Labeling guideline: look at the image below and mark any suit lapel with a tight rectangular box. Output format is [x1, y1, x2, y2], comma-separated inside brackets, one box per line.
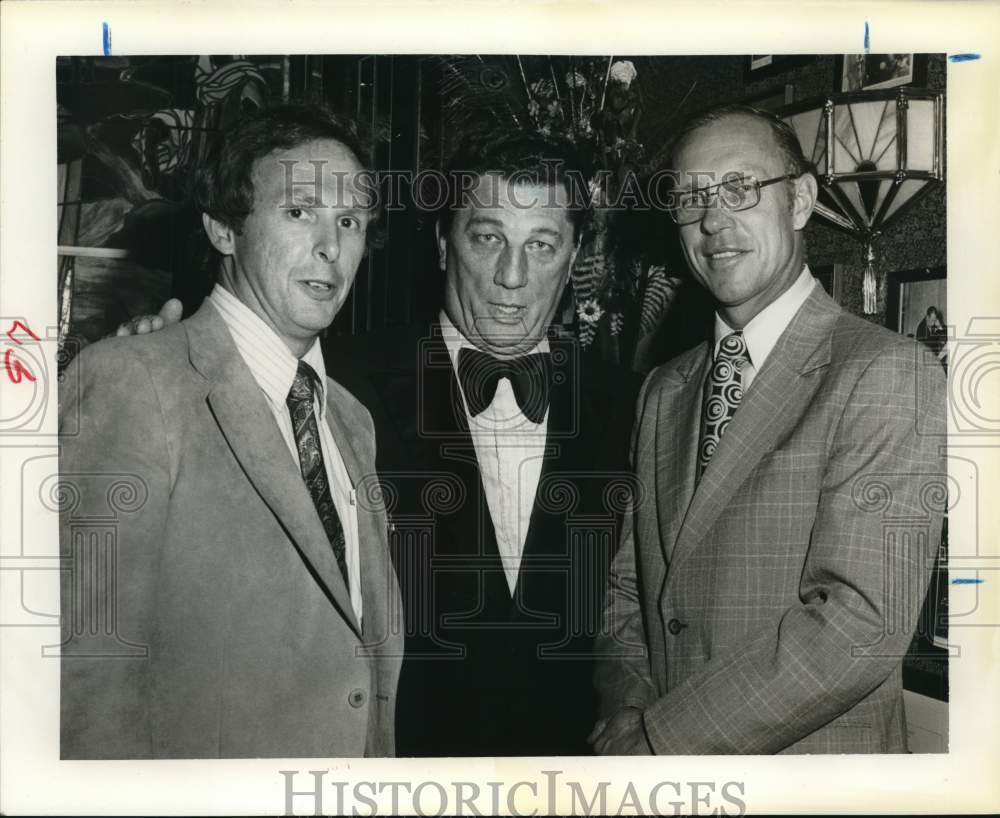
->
[323, 384, 367, 492]
[516, 346, 573, 574]
[378, 327, 473, 467]
[375, 327, 497, 559]
[669, 287, 842, 572]
[322, 381, 383, 643]
[186, 302, 361, 638]
[656, 347, 710, 565]
[518, 338, 596, 560]
[543, 337, 596, 473]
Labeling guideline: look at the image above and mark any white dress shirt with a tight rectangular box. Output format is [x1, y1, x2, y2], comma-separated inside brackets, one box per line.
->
[439, 311, 550, 595]
[713, 265, 817, 392]
[209, 284, 363, 622]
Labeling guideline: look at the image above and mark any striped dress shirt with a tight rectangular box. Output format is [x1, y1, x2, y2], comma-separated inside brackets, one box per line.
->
[209, 284, 363, 622]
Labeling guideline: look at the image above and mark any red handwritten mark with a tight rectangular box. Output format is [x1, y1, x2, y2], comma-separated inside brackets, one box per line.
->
[4, 349, 37, 383]
[4, 320, 41, 383]
[5, 320, 40, 344]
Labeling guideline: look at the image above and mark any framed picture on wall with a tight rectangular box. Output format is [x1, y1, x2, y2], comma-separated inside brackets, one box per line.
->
[838, 53, 927, 91]
[886, 265, 947, 340]
[743, 54, 812, 82]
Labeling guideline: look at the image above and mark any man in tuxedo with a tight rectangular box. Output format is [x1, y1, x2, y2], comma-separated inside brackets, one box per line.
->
[59, 105, 401, 758]
[590, 104, 947, 754]
[326, 132, 638, 756]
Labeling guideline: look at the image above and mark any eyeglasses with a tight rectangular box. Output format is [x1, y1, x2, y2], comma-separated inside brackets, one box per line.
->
[668, 173, 797, 225]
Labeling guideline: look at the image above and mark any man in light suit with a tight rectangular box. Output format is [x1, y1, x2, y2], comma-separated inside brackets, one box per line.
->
[590, 104, 947, 754]
[59, 105, 402, 758]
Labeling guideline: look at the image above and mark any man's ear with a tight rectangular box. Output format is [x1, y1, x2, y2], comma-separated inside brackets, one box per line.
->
[792, 173, 818, 231]
[202, 213, 236, 256]
[435, 219, 448, 271]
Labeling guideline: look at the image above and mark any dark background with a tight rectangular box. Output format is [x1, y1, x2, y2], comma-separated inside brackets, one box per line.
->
[56, 53, 947, 351]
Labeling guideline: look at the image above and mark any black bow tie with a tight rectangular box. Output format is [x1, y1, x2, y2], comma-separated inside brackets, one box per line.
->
[456, 347, 552, 424]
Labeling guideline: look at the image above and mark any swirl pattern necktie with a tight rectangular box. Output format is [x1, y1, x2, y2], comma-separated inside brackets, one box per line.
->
[699, 331, 749, 476]
[286, 361, 349, 587]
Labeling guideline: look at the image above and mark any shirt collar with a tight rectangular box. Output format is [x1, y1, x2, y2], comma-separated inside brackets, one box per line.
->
[209, 284, 328, 417]
[713, 265, 816, 370]
[438, 309, 550, 371]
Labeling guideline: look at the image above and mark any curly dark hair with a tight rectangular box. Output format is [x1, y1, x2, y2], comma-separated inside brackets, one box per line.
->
[194, 104, 374, 236]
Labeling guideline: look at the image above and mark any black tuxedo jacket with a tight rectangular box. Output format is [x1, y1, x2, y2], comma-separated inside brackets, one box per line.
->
[326, 324, 638, 756]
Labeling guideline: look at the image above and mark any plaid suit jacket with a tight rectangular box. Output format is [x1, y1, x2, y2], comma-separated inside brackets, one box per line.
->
[596, 285, 947, 754]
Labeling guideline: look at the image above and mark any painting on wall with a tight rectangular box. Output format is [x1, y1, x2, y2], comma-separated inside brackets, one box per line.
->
[56, 55, 329, 358]
[888, 265, 948, 367]
[839, 53, 926, 91]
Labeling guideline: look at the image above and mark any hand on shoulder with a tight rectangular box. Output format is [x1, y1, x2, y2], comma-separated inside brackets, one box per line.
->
[114, 298, 183, 337]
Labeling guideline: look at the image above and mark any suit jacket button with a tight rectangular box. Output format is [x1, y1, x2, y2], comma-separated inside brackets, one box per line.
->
[667, 618, 687, 636]
[349, 689, 366, 708]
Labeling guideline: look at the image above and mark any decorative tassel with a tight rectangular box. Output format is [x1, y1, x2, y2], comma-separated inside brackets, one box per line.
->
[58, 255, 74, 355]
[862, 242, 877, 315]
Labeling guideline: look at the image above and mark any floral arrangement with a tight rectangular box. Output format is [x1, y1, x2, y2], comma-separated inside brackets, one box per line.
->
[519, 58, 644, 350]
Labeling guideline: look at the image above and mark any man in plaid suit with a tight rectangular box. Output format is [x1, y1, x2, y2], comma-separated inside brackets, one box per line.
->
[590, 104, 947, 754]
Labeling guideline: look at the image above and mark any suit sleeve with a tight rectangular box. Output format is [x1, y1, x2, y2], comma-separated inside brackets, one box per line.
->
[594, 369, 661, 718]
[642, 343, 947, 753]
[60, 341, 172, 759]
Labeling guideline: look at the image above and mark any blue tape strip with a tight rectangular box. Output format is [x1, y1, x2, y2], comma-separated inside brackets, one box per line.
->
[102, 22, 111, 56]
[951, 578, 985, 585]
[949, 53, 981, 62]
[864, 21, 870, 52]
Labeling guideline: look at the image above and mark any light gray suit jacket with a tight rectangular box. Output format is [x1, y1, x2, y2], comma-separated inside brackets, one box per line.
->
[596, 285, 947, 754]
[59, 300, 402, 758]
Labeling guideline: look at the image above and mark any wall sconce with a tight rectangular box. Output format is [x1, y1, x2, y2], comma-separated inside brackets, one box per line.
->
[781, 87, 945, 313]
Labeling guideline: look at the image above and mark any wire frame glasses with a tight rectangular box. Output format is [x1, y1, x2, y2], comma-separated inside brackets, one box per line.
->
[669, 173, 797, 225]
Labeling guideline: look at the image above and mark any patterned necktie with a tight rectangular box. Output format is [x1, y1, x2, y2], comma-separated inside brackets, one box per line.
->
[699, 331, 750, 475]
[286, 360, 349, 588]
[456, 347, 552, 423]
